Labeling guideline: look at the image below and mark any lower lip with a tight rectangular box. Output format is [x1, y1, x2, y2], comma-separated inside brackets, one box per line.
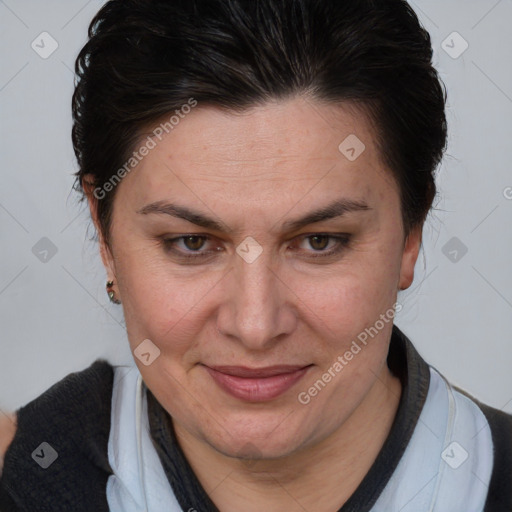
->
[204, 366, 310, 402]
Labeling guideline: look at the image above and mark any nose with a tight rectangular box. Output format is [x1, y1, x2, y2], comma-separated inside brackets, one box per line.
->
[216, 248, 297, 351]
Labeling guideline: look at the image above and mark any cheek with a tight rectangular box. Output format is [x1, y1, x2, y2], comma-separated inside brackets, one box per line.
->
[114, 244, 223, 354]
[114, 215, 402, 357]
[291, 255, 399, 343]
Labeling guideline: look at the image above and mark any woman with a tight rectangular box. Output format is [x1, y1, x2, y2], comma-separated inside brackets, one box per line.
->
[0, 0, 510, 510]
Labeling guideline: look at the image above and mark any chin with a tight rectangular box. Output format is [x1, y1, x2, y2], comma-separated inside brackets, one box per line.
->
[192, 405, 323, 461]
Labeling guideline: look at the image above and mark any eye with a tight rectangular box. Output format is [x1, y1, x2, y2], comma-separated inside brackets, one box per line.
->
[162, 235, 214, 256]
[305, 235, 332, 251]
[178, 235, 207, 251]
[160, 233, 351, 262]
[294, 234, 351, 258]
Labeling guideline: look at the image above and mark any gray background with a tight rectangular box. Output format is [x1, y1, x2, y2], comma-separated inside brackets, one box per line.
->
[1, 0, 511, 415]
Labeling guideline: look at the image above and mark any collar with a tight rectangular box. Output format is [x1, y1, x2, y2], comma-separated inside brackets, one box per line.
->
[145, 324, 431, 512]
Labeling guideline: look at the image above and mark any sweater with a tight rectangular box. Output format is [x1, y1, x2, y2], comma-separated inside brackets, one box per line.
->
[0, 325, 511, 511]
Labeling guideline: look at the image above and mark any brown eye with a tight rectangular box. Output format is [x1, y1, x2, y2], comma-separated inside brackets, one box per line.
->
[161, 235, 221, 261]
[308, 235, 330, 251]
[182, 235, 207, 251]
[295, 234, 352, 259]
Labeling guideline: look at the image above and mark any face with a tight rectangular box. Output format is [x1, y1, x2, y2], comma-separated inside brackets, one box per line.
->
[89, 96, 421, 459]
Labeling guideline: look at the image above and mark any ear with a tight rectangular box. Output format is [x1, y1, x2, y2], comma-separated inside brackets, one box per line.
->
[82, 175, 117, 280]
[398, 224, 423, 291]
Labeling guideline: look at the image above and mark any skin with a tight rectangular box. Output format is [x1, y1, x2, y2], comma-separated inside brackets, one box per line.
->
[0, 413, 16, 475]
[82, 96, 422, 511]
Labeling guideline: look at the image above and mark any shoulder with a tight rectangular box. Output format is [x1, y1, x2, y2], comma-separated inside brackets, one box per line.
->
[474, 399, 512, 511]
[0, 413, 17, 471]
[451, 384, 512, 511]
[0, 359, 115, 512]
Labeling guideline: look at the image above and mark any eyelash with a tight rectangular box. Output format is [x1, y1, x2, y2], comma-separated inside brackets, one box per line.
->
[160, 233, 352, 261]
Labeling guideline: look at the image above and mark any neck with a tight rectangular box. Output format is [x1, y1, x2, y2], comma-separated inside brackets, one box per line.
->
[174, 364, 402, 512]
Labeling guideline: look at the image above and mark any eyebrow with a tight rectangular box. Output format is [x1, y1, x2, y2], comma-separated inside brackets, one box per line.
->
[136, 198, 371, 233]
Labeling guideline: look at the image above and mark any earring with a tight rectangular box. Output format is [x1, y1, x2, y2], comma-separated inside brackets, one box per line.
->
[106, 280, 121, 304]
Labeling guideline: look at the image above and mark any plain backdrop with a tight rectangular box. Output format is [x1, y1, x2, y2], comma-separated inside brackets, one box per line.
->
[1, 0, 511, 415]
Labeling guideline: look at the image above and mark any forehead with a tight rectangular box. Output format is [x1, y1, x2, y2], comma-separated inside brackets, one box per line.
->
[119, 96, 396, 208]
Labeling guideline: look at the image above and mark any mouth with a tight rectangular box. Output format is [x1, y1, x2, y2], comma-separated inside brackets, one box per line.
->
[202, 364, 313, 402]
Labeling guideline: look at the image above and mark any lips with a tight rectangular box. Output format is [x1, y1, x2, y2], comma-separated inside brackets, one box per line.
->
[203, 364, 312, 402]
[209, 365, 307, 378]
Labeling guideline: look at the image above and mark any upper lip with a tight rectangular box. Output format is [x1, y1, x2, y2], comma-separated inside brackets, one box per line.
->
[205, 365, 311, 378]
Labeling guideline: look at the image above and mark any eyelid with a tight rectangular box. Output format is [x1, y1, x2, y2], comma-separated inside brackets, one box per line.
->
[292, 233, 351, 258]
[160, 233, 352, 260]
[161, 234, 219, 256]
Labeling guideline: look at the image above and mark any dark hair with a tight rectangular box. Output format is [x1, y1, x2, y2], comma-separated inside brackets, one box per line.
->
[72, 0, 447, 247]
